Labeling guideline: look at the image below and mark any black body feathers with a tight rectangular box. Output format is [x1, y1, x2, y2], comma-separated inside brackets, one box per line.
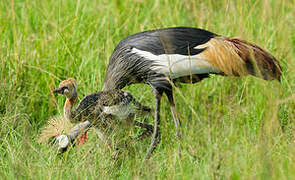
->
[103, 27, 217, 91]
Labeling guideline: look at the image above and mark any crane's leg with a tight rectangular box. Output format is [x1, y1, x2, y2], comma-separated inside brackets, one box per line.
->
[125, 115, 153, 141]
[145, 88, 162, 159]
[165, 90, 182, 137]
[134, 121, 153, 140]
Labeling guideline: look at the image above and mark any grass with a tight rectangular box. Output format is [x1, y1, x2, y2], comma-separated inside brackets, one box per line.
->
[1, 0, 295, 179]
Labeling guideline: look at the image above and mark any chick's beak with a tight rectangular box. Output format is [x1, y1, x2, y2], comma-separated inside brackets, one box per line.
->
[53, 87, 63, 94]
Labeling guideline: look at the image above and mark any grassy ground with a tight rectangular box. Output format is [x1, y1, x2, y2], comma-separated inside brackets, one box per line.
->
[1, 0, 295, 179]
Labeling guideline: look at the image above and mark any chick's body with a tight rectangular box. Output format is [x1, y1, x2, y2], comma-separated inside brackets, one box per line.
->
[72, 89, 151, 131]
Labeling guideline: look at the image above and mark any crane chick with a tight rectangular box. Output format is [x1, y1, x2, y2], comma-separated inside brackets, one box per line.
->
[53, 78, 153, 152]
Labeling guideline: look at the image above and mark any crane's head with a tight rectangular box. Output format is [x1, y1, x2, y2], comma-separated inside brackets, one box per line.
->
[53, 78, 77, 99]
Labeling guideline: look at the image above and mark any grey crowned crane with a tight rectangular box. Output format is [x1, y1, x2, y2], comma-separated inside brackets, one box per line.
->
[102, 27, 282, 158]
[54, 121, 91, 153]
[53, 78, 153, 152]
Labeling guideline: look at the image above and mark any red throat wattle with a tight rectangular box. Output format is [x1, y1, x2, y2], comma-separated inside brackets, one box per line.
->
[77, 132, 88, 146]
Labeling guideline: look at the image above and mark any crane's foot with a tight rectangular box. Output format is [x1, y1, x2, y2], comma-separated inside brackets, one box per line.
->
[176, 129, 183, 139]
[144, 131, 160, 160]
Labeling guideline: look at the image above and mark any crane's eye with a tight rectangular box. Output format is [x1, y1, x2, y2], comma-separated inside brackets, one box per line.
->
[61, 86, 69, 94]
[61, 86, 68, 90]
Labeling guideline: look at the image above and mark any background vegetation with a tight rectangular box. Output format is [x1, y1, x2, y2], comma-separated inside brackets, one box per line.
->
[1, 0, 295, 179]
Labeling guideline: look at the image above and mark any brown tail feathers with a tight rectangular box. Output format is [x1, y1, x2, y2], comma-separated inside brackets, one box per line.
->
[200, 36, 282, 81]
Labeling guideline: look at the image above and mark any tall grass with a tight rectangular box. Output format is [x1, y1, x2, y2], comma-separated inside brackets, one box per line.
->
[1, 0, 295, 179]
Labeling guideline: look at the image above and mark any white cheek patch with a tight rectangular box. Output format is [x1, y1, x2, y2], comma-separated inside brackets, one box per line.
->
[64, 89, 69, 94]
[56, 134, 69, 149]
[131, 48, 220, 78]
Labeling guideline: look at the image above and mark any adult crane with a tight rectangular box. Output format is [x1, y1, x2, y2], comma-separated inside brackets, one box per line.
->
[102, 27, 282, 158]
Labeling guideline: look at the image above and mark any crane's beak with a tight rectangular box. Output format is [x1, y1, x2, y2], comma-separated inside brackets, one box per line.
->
[53, 87, 63, 94]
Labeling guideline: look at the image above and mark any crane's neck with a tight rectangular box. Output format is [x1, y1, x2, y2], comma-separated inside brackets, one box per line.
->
[64, 93, 77, 121]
